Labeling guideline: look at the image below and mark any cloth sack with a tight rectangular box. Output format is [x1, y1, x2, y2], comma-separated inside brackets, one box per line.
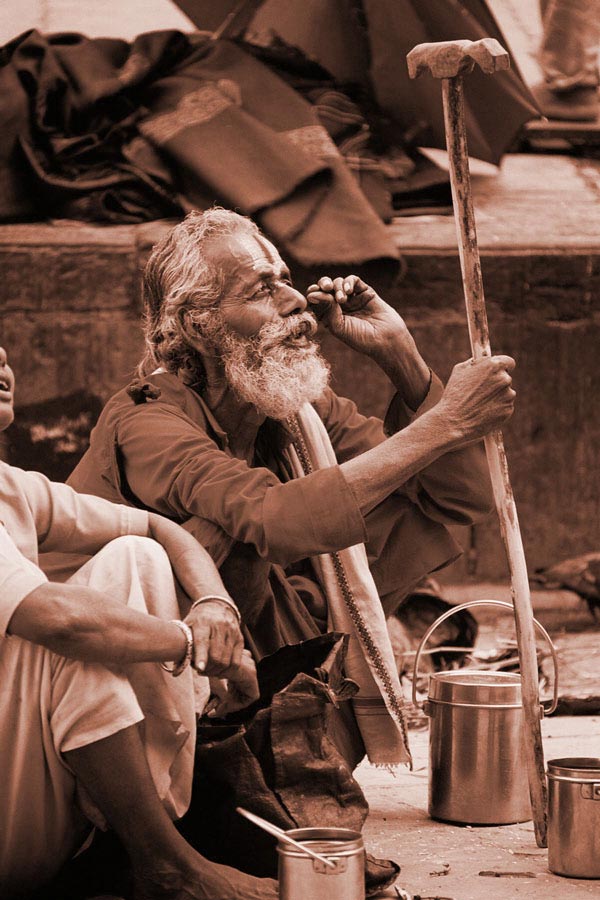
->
[178, 633, 369, 877]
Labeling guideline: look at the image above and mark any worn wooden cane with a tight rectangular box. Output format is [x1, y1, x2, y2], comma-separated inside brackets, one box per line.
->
[407, 38, 548, 847]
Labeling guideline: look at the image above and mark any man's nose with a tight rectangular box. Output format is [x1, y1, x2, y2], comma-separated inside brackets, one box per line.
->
[0, 347, 7, 367]
[274, 283, 307, 316]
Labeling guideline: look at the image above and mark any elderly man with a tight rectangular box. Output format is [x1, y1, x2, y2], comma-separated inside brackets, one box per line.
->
[0, 343, 276, 900]
[69, 207, 515, 769]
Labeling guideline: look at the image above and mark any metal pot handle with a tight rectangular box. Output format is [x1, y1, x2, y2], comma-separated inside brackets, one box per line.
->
[410, 598, 559, 716]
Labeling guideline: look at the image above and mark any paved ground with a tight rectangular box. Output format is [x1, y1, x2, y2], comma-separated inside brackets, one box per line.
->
[357, 584, 600, 899]
[357, 714, 600, 900]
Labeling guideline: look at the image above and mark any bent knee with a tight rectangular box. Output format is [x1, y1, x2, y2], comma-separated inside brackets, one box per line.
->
[98, 534, 172, 575]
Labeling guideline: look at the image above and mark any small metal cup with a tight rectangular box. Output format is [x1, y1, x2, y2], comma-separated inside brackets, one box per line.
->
[277, 827, 365, 900]
[548, 758, 600, 878]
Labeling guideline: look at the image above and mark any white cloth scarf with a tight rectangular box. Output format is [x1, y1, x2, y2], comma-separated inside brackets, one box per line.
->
[284, 403, 412, 767]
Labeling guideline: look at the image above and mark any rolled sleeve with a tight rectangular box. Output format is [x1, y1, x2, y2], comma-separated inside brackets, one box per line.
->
[385, 373, 494, 524]
[262, 465, 367, 566]
[0, 527, 48, 635]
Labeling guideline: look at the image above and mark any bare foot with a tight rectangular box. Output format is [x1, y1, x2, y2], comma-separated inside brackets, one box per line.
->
[132, 851, 278, 900]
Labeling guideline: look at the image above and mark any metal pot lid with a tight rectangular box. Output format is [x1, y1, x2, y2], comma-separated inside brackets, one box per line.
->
[428, 669, 522, 705]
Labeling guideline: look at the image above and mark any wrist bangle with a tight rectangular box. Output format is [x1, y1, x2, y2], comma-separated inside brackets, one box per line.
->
[190, 594, 242, 626]
[161, 620, 193, 677]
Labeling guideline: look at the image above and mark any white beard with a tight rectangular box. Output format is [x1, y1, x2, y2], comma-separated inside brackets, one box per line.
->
[202, 312, 331, 420]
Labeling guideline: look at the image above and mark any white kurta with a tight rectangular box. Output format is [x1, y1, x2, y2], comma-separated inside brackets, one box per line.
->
[0, 463, 198, 895]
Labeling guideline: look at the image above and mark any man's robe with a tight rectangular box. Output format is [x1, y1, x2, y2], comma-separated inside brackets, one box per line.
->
[67, 371, 492, 651]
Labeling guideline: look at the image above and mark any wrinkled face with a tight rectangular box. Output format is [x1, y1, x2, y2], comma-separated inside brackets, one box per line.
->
[196, 232, 330, 419]
[0, 345, 15, 432]
[206, 232, 312, 341]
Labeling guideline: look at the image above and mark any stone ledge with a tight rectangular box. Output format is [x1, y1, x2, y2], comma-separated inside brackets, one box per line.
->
[1, 155, 599, 320]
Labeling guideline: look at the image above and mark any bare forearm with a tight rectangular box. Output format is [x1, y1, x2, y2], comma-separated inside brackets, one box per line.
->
[341, 406, 459, 515]
[8, 582, 187, 664]
[370, 333, 432, 411]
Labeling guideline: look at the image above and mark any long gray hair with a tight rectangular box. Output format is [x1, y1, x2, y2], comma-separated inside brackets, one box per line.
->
[138, 207, 260, 381]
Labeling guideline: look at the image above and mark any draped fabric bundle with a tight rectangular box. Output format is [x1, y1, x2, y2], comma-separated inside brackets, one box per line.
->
[0, 2, 537, 267]
[178, 0, 538, 166]
[285, 404, 411, 767]
[0, 29, 398, 269]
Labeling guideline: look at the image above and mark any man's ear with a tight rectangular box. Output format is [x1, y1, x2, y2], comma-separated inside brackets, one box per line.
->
[176, 308, 211, 356]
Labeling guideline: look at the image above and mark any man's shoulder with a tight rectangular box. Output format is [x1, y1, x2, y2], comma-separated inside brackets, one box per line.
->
[0, 461, 24, 499]
[99, 372, 211, 430]
[0, 460, 59, 507]
[0, 459, 42, 488]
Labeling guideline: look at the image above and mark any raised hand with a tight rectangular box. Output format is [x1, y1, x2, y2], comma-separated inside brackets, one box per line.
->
[306, 274, 431, 407]
[306, 275, 409, 357]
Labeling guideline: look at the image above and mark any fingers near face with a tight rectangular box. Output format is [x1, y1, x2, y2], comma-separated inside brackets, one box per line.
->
[306, 275, 358, 300]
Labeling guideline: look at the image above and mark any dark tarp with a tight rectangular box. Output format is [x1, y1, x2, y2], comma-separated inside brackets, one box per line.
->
[363, 0, 538, 165]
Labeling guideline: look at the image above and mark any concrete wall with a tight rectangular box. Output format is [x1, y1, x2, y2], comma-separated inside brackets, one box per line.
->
[1, 221, 598, 584]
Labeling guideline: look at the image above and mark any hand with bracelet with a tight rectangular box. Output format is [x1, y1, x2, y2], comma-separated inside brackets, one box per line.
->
[147, 513, 259, 713]
[185, 596, 259, 716]
[161, 594, 259, 716]
[185, 594, 244, 676]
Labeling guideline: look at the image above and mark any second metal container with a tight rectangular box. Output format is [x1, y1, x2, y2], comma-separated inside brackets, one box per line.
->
[412, 599, 558, 826]
[425, 669, 531, 824]
[548, 758, 600, 878]
[277, 828, 365, 900]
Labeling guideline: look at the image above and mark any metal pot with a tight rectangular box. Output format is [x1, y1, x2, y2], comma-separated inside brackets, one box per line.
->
[548, 758, 600, 878]
[412, 599, 558, 825]
[277, 827, 365, 900]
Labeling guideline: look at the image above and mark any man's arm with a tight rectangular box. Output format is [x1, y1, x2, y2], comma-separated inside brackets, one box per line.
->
[7, 580, 190, 665]
[146, 512, 244, 675]
[307, 276, 515, 516]
[82, 357, 511, 568]
[7, 532, 257, 714]
[319, 372, 494, 525]
[6, 467, 257, 709]
[340, 355, 514, 515]
[23, 468, 244, 672]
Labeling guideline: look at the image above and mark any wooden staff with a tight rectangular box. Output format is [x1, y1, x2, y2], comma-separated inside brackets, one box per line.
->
[407, 38, 547, 847]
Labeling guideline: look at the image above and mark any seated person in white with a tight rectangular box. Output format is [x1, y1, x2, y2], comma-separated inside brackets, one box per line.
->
[0, 343, 277, 900]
